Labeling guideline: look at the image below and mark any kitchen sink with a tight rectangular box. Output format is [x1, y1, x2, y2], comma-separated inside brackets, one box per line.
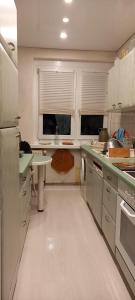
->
[124, 170, 135, 179]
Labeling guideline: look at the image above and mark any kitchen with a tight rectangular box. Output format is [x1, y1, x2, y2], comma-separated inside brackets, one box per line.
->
[0, 0, 135, 299]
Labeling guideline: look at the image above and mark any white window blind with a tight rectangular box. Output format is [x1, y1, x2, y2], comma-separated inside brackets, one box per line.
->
[38, 70, 75, 115]
[80, 71, 107, 115]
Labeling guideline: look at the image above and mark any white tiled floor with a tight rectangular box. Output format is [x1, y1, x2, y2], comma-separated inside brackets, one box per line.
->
[13, 186, 132, 300]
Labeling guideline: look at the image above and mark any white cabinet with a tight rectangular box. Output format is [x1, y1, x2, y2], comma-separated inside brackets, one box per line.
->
[0, 43, 18, 128]
[107, 62, 120, 111]
[0, 0, 17, 64]
[119, 49, 135, 107]
[92, 169, 103, 227]
[86, 159, 94, 209]
[86, 157, 103, 228]
[19, 169, 31, 253]
[102, 167, 118, 253]
[106, 49, 135, 110]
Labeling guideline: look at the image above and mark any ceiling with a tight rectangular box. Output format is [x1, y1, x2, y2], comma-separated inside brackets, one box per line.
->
[15, 0, 135, 51]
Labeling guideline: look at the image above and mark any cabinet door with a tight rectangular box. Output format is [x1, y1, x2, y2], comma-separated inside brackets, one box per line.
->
[0, 0, 17, 64]
[92, 170, 103, 228]
[103, 180, 117, 221]
[0, 43, 18, 128]
[86, 164, 94, 210]
[107, 67, 115, 110]
[119, 49, 135, 108]
[107, 63, 120, 111]
[0, 128, 20, 300]
[102, 205, 116, 253]
[20, 169, 31, 253]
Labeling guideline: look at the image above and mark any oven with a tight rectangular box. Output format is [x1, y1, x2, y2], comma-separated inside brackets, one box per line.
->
[116, 193, 135, 279]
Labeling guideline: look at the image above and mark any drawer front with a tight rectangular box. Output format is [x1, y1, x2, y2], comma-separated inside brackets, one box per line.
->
[103, 180, 117, 220]
[102, 205, 116, 253]
[103, 167, 118, 189]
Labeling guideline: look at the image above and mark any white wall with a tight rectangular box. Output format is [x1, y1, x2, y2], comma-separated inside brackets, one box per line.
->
[108, 111, 135, 139]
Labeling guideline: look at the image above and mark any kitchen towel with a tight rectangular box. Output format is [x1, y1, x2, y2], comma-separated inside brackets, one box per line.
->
[115, 128, 125, 142]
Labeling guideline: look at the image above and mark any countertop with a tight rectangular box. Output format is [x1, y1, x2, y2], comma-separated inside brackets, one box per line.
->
[81, 145, 135, 189]
[32, 154, 52, 165]
[19, 154, 33, 176]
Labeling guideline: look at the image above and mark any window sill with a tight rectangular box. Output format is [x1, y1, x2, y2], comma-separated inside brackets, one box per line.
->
[31, 142, 80, 150]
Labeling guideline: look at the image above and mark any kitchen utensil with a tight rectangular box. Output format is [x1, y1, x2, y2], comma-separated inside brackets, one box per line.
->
[98, 128, 109, 142]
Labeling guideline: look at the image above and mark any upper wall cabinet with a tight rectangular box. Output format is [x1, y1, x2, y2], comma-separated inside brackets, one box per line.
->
[106, 62, 120, 111]
[0, 0, 17, 65]
[106, 49, 135, 111]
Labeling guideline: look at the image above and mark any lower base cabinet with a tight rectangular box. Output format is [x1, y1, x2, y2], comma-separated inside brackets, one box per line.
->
[102, 178, 117, 253]
[102, 205, 116, 253]
[83, 150, 135, 296]
[86, 158, 103, 228]
[19, 168, 31, 253]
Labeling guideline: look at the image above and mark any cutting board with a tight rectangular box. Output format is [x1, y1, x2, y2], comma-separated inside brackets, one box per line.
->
[108, 148, 130, 157]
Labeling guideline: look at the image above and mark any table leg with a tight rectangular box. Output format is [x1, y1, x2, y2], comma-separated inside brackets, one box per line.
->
[38, 165, 44, 212]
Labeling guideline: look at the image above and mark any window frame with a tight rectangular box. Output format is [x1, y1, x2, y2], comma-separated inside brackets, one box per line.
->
[38, 114, 76, 140]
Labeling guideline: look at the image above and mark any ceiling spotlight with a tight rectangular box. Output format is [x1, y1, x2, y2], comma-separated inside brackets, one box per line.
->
[60, 32, 68, 39]
[64, 0, 73, 4]
[63, 17, 69, 23]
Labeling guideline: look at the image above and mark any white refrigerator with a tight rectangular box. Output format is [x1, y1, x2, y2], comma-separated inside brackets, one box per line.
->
[0, 41, 20, 300]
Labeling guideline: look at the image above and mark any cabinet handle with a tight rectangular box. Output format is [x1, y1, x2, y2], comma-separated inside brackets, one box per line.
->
[112, 104, 116, 110]
[105, 215, 110, 223]
[23, 191, 27, 196]
[22, 220, 27, 227]
[16, 133, 20, 137]
[107, 175, 112, 181]
[15, 116, 21, 120]
[125, 190, 131, 197]
[106, 188, 111, 193]
[8, 42, 15, 51]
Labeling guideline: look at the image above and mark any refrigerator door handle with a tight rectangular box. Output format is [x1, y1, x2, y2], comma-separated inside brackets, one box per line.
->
[15, 116, 21, 120]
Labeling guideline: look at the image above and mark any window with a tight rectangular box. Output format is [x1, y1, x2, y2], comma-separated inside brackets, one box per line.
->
[81, 115, 103, 135]
[43, 114, 71, 135]
[36, 60, 109, 140]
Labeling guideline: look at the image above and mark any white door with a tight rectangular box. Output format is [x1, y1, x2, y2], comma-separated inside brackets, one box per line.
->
[0, 43, 18, 128]
[0, 127, 20, 300]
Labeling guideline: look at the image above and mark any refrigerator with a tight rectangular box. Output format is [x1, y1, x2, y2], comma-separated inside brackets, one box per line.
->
[0, 41, 20, 299]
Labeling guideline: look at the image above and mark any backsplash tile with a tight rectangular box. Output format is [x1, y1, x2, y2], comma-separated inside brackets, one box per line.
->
[108, 111, 135, 138]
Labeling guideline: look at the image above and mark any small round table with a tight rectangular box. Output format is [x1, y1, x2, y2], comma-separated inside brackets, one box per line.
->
[32, 155, 52, 212]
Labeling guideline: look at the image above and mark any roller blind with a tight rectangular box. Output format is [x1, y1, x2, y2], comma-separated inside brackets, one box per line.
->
[80, 71, 107, 115]
[38, 70, 75, 115]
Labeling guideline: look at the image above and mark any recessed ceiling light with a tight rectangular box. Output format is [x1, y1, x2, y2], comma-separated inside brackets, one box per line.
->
[60, 32, 68, 39]
[64, 0, 73, 4]
[63, 17, 69, 23]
